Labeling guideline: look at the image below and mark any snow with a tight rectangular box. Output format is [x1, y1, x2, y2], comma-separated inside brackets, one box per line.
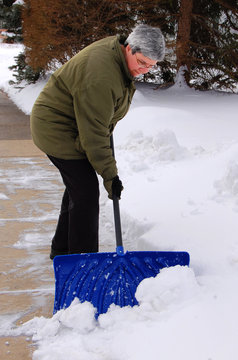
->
[0, 43, 47, 114]
[0, 192, 9, 199]
[13, 0, 25, 4]
[1, 43, 238, 360]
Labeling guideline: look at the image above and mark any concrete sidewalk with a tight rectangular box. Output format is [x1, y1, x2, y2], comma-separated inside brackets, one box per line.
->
[0, 91, 58, 359]
[0, 91, 31, 141]
[0, 90, 43, 158]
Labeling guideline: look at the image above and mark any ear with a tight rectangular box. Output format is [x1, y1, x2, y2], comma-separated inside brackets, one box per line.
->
[126, 44, 131, 53]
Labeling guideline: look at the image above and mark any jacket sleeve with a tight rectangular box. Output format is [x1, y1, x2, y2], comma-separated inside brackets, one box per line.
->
[73, 80, 118, 182]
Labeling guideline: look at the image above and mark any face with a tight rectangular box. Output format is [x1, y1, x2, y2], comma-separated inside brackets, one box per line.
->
[124, 45, 158, 77]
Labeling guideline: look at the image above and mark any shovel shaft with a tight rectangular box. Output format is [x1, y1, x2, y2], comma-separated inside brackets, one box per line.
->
[112, 195, 123, 248]
[110, 135, 124, 252]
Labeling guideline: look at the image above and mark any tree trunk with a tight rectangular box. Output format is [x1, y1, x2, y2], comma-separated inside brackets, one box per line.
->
[176, 0, 193, 84]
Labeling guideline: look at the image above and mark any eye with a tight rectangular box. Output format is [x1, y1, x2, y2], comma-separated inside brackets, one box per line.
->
[138, 60, 146, 66]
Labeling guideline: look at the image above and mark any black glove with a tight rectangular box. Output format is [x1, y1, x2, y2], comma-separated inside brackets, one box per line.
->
[112, 175, 124, 199]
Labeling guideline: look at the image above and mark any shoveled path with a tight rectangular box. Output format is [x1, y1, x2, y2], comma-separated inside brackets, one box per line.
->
[0, 90, 31, 140]
[0, 91, 56, 360]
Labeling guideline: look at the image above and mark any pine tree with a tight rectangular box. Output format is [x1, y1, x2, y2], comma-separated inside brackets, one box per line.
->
[190, 0, 238, 91]
[0, 0, 23, 43]
[8, 52, 43, 85]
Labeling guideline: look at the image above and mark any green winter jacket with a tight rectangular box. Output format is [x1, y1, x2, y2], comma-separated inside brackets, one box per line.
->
[30, 35, 135, 189]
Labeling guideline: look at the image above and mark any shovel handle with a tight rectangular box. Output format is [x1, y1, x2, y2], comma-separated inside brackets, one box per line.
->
[110, 135, 124, 254]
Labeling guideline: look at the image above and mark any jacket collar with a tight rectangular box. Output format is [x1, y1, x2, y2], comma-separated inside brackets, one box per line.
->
[114, 35, 134, 84]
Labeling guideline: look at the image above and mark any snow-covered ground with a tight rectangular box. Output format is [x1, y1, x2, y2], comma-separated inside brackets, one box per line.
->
[1, 43, 238, 360]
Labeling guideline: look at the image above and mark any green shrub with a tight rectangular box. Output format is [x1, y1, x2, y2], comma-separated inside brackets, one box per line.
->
[9, 52, 44, 86]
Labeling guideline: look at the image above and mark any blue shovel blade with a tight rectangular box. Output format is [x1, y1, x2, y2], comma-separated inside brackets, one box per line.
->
[53, 250, 190, 317]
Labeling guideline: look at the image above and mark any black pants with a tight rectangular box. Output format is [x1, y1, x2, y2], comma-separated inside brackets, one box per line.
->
[48, 155, 99, 254]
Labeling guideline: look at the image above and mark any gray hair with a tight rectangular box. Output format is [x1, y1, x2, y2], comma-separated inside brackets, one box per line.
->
[125, 24, 165, 61]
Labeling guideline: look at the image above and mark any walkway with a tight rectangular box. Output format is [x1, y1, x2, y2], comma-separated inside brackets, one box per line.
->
[0, 91, 57, 359]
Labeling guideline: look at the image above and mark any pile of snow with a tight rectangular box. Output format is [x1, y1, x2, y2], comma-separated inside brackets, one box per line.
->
[120, 129, 190, 164]
[1, 44, 238, 360]
[2, 266, 238, 360]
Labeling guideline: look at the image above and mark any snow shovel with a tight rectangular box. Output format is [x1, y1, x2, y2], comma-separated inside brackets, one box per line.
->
[53, 136, 190, 317]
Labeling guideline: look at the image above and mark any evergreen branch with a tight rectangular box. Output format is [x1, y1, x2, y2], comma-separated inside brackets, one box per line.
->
[214, 0, 238, 14]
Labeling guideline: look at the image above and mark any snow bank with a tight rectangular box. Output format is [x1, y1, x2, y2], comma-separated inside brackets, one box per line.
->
[7, 80, 47, 115]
